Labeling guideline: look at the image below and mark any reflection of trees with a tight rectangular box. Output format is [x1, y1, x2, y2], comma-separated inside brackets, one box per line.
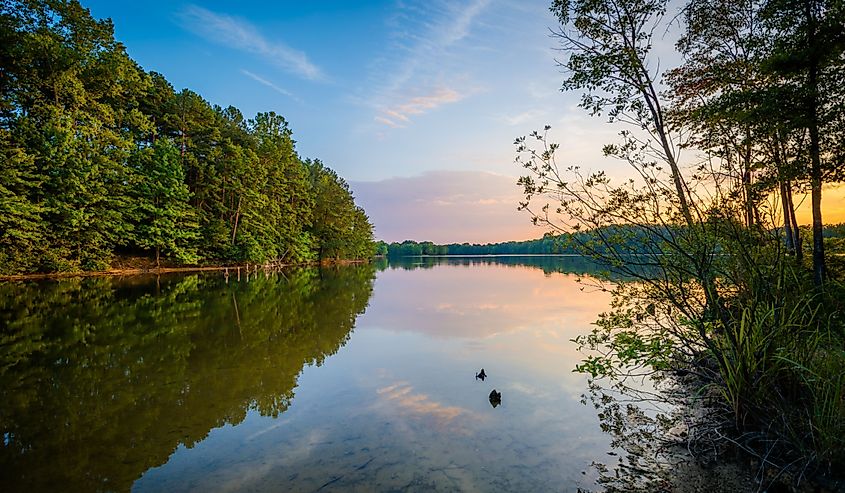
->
[0, 265, 375, 493]
[576, 380, 757, 493]
[386, 255, 661, 281]
[386, 255, 608, 277]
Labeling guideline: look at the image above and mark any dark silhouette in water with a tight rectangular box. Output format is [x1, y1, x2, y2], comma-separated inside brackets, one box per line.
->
[489, 389, 502, 408]
[476, 368, 487, 381]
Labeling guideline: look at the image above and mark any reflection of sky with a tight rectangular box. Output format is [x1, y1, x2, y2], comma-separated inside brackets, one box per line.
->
[135, 262, 613, 492]
[361, 264, 609, 338]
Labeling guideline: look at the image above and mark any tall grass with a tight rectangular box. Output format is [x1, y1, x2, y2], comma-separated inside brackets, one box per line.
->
[711, 281, 845, 475]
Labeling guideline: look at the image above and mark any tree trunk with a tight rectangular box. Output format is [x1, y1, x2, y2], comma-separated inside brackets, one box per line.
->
[806, 0, 825, 286]
[743, 134, 754, 228]
[810, 160, 825, 285]
[786, 184, 803, 261]
[743, 167, 754, 228]
[231, 196, 242, 245]
[780, 181, 796, 254]
[180, 128, 186, 158]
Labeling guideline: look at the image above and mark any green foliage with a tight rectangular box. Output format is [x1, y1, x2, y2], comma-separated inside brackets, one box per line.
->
[383, 228, 677, 259]
[374, 240, 389, 256]
[551, 0, 668, 122]
[0, 0, 374, 274]
[130, 140, 199, 265]
[306, 159, 375, 260]
[0, 132, 45, 273]
[384, 234, 568, 257]
[712, 294, 845, 470]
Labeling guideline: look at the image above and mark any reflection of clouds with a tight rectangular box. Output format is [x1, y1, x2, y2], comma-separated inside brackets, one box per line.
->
[200, 426, 330, 493]
[376, 380, 466, 426]
[244, 419, 288, 441]
[361, 264, 611, 341]
[357, 262, 613, 385]
[507, 381, 548, 399]
[216, 461, 277, 493]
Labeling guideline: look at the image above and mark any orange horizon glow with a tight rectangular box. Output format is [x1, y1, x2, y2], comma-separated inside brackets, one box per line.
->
[361, 171, 844, 245]
[793, 185, 845, 226]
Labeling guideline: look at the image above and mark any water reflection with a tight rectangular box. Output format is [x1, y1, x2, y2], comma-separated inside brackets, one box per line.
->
[1, 257, 620, 492]
[382, 254, 608, 277]
[0, 266, 374, 492]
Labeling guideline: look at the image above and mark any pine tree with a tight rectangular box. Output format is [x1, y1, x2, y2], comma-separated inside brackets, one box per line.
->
[131, 140, 199, 266]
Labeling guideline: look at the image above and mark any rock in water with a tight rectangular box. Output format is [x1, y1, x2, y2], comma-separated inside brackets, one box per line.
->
[489, 389, 502, 408]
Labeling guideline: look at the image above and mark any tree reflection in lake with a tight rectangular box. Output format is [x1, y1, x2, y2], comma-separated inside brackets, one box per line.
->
[0, 265, 375, 493]
[382, 254, 609, 277]
[575, 379, 758, 493]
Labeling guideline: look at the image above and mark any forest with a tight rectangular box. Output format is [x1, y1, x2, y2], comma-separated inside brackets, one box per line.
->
[0, 1, 375, 275]
[515, 0, 845, 486]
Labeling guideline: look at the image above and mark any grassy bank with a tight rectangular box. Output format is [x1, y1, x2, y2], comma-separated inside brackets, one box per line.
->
[567, 232, 845, 490]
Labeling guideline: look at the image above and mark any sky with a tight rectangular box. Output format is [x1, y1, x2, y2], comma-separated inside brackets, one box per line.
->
[82, 0, 842, 243]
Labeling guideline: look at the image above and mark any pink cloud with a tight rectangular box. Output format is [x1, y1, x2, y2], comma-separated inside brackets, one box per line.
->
[376, 88, 464, 127]
[350, 170, 545, 243]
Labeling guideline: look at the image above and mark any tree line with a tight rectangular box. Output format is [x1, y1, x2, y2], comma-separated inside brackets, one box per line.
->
[380, 225, 845, 258]
[376, 235, 564, 259]
[0, 1, 374, 275]
[517, 0, 844, 485]
[380, 233, 607, 256]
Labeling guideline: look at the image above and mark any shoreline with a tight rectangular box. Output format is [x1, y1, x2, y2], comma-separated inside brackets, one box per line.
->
[0, 259, 370, 282]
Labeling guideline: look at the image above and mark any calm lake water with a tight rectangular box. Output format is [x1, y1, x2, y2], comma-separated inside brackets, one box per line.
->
[1, 256, 620, 492]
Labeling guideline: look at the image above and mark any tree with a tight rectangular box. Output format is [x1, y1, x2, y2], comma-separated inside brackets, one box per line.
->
[1, 0, 150, 270]
[514, 0, 845, 478]
[130, 140, 199, 266]
[526, 0, 725, 331]
[374, 241, 389, 256]
[667, 0, 810, 258]
[306, 159, 374, 260]
[247, 112, 313, 262]
[0, 132, 45, 273]
[758, 0, 845, 286]
[550, 0, 694, 224]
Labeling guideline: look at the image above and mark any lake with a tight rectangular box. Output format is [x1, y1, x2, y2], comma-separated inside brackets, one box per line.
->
[1, 256, 620, 492]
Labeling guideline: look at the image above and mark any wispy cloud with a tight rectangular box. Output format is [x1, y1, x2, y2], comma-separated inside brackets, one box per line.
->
[376, 87, 464, 127]
[240, 69, 301, 102]
[500, 109, 548, 126]
[364, 0, 492, 128]
[439, 0, 491, 45]
[178, 5, 323, 81]
[374, 116, 403, 128]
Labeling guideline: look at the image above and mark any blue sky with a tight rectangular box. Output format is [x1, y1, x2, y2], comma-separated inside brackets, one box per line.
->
[84, 0, 620, 243]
